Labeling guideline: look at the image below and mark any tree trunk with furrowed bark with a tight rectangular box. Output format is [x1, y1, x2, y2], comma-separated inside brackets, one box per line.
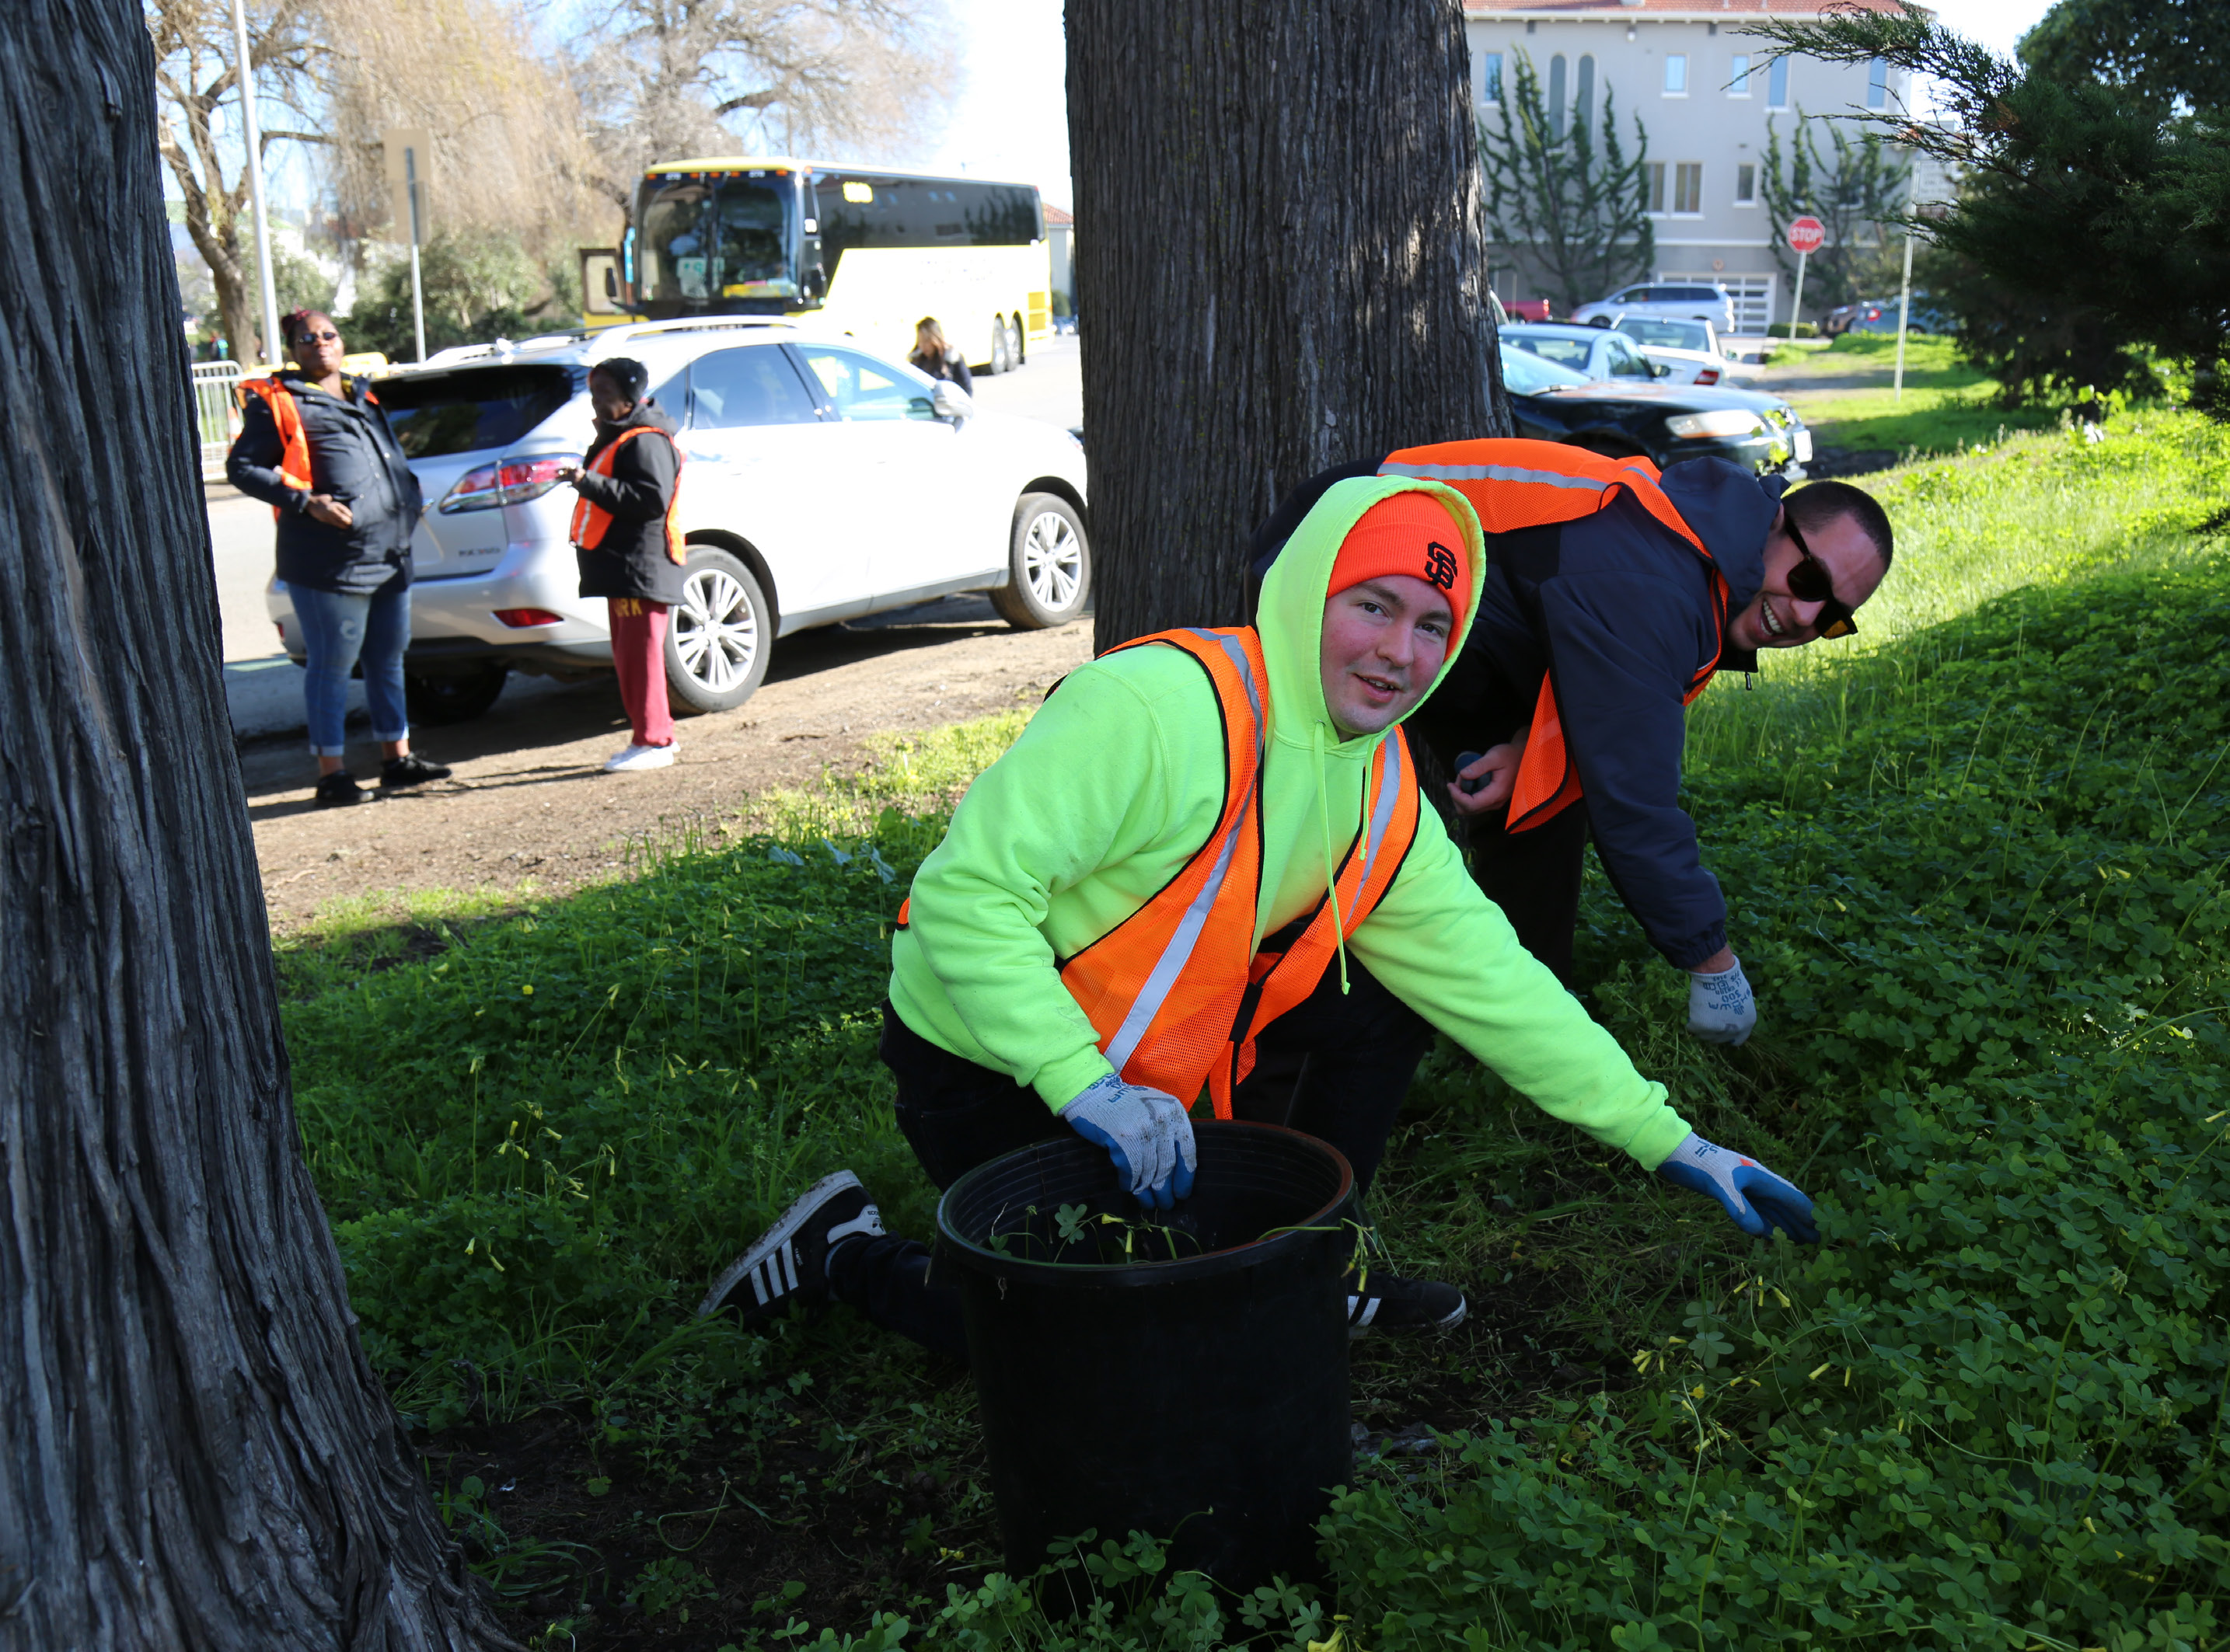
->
[1066, 0, 1509, 647]
[0, 5, 512, 1646]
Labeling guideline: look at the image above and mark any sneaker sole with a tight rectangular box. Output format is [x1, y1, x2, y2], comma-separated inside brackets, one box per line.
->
[697, 1169, 863, 1319]
[1348, 1293, 1468, 1340]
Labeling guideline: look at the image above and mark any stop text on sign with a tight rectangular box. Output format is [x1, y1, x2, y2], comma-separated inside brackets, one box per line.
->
[1786, 216, 1826, 256]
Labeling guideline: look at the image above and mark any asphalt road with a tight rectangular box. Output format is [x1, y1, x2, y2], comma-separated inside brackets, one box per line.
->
[211, 333, 1086, 746]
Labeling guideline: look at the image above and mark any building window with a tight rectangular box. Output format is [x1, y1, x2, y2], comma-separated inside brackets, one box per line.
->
[1576, 54, 1595, 131]
[1478, 50, 1503, 105]
[1549, 54, 1567, 135]
[1735, 162, 1757, 205]
[1768, 55, 1789, 108]
[1867, 57, 1890, 109]
[1643, 162, 1666, 214]
[1673, 162, 1703, 214]
[1729, 54, 1751, 96]
[1664, 54, 1688, 96]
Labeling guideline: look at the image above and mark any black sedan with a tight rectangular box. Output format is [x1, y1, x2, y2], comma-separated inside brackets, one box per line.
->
[1500, 343, 1810, 478]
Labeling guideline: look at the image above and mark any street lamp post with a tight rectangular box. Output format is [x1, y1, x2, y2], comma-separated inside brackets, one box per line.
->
[229, 0, 284, 366]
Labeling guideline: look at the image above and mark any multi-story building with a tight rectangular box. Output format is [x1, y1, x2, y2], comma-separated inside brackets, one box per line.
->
[1464, 0, 1912, 329]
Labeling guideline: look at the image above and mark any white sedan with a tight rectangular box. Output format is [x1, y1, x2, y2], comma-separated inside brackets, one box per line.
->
[267, 318, 1091, 723]
[1611, 316, 1747, 387]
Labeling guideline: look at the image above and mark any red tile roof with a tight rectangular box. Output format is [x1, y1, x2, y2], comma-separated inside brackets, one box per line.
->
[1043, 204, 1074, 227]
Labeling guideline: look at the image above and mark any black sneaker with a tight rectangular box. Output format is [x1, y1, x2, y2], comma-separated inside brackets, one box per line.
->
[696, 1170, 885, 1326]
[1346, 1271, 1467, 1339]
[314, 771, 365, 807]
[381, 754, 452, 788]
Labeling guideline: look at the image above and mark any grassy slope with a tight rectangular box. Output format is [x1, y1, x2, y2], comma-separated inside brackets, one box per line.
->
[279, 420, 2230, 1649]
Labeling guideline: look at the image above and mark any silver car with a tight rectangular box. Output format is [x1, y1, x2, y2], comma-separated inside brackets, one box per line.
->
[1569, 281, 1739, 336]
[267, 318, 1092, 723]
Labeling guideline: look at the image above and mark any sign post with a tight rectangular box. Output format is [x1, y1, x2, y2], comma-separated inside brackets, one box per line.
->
[1785, 215, 1824, 337]
[1893, 232, 1916, 400]
[383, 129, 433, 363]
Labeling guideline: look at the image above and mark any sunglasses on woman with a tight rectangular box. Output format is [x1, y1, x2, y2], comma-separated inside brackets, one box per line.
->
[1782, 516, 1857, 640]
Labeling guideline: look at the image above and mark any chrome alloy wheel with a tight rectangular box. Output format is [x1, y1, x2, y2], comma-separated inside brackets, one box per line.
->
[1020, 507, 1083, 612]
[673, 566, 759, 693]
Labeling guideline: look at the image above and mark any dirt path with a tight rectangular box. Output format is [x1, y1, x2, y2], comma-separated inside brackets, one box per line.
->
[243, 596, 1091, 929]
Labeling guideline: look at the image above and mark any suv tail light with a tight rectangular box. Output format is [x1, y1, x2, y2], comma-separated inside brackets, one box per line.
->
[1695, 368, 1720, 385]
[493, 608, 567, 629]
[438, 455, 580, 514]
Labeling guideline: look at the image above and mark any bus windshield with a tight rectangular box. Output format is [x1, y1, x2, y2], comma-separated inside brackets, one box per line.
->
[636, 173, 797, 309]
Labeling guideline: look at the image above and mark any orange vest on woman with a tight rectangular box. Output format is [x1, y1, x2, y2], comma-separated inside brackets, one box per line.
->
[1377, 438, 1726, 832]
[237, 378, 313, 520]
[899, 626, 1422, 1115]
[570, 427, 685, 564]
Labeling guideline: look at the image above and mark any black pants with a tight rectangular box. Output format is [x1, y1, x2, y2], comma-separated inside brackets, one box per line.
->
[830, 958, 1433, 1360]
[1408, 659, 1592, 987]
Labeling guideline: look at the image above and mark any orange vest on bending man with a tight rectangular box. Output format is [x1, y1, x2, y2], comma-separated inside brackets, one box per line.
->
[900, 625, 1425, 1118]
[1376, 438, 1728, 831]
[570, 426, 686, 564]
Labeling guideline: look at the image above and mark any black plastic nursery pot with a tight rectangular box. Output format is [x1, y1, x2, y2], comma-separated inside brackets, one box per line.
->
[935, 1121, 1356, 1594]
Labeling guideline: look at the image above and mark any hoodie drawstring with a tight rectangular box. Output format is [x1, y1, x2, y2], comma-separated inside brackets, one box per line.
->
[1312, 722, 1352, 995]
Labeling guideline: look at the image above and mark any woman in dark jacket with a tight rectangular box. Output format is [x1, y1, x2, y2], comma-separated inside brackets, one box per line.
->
[226, 309, 448, 807]
[560, 357, 685, 772]
[907, 316, 972, 393]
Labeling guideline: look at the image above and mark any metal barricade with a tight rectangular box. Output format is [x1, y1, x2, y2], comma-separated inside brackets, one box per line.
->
[190, 361, 243, 483]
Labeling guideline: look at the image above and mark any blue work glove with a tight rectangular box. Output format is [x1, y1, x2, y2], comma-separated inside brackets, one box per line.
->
[1059, 1075, 1198, 1210]
[1687, 956, 1757, 1044]
[1658, 1131, 1817, 1242]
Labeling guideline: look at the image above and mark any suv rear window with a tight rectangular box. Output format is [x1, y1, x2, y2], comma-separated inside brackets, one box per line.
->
[378, 364, 580, 458]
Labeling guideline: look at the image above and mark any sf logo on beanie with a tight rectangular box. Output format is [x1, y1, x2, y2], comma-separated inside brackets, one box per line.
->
[1422, 542, 1460, 591]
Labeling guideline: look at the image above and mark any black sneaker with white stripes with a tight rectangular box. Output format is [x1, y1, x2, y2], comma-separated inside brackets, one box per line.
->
[1346, 1271, 1467, 1339]
[696, 1170, 885, 1326]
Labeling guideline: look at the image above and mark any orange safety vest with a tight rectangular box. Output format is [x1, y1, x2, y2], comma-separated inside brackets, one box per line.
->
[1377, 438, 1728, 833]
[570, 426, 685, 565]
[237, 378, 312, 521]
[897, 626, 1422, 1117]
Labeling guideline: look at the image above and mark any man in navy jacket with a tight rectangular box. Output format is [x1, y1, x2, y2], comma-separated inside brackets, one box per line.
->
[1252, 451, 1892, 1044]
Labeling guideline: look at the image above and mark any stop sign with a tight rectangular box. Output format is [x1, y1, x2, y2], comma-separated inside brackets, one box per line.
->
[1786, 216, 1826, 256]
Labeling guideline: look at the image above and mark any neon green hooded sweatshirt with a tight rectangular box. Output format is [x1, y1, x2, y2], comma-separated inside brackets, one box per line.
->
[888, 474, 1692, 1170]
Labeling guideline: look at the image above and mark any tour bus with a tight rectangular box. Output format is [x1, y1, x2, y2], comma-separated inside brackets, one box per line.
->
[579, 158, 1052, 373]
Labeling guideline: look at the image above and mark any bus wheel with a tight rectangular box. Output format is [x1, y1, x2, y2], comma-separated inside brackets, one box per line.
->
[1010, 313, 1026, 367]
[986, 317, 1013, 375]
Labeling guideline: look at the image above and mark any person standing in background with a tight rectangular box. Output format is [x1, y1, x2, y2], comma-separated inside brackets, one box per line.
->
[227, 308, 448, 807]
[559, 358, 686, 773]
[907, 316, 973, 393]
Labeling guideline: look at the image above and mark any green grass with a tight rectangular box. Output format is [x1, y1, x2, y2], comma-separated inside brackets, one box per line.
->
[1768, 333, 2089, 456]
[277, 425, 2230, 1648]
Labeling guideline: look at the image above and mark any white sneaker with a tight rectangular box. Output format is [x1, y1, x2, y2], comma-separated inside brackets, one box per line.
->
[603, 743, 677, 772]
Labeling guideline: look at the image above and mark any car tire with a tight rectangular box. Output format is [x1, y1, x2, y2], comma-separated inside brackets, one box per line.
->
[989, 493, 1090, 630]
[665, 546, 771, 714]
[404, 662, 508, 725]
[1009, 313, 1025, 367]
[985, 317, 1012, 376]
[1586, 315, 1611, 329]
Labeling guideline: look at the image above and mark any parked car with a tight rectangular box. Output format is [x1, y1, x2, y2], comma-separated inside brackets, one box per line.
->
[1610, 315, 1743, 386]
[1505, 298, 1554, 322]
[1499, 343, 1812, 477]
[266, 318, 1091, 723]
[1501, 322, 1662, 385]
[1848, 293, 1950, 336]
[1569, 281, 1738, 336]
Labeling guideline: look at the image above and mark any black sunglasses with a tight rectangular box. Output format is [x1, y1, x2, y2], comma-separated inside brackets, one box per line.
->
[1782, 516, 1857, 640]
[291, 329, 340, 344]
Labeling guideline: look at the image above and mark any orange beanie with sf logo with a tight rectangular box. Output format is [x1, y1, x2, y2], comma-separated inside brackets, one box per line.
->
[1326, 491, 1473, 640]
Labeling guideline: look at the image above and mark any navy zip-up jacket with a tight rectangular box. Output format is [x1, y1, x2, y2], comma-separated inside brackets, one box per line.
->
[1251, 454, 1784, 969]
[226, 371, 422, 595]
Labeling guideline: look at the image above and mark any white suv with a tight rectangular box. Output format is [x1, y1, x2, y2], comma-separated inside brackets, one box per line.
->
[267, 318, 1091, 723]
[1569, 282, 1739, 336]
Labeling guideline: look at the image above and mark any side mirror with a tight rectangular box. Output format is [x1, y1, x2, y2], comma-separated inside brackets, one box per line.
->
[931, 380, 973, 423]
[1652, 361, 1670, 378]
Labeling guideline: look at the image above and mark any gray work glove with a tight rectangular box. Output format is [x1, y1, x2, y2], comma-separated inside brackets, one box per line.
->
[1059, 1075, 1198, 1211]
[1687, 956, 1757, 1044]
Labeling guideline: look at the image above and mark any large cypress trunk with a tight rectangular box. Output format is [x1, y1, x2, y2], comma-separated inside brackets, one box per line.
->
[1066, 0, 1509, 646]
[0, 5, 510, 1646]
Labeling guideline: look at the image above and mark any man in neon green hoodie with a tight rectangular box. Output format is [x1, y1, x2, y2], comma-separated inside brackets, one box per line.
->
[705, 476, 1816, 1358]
